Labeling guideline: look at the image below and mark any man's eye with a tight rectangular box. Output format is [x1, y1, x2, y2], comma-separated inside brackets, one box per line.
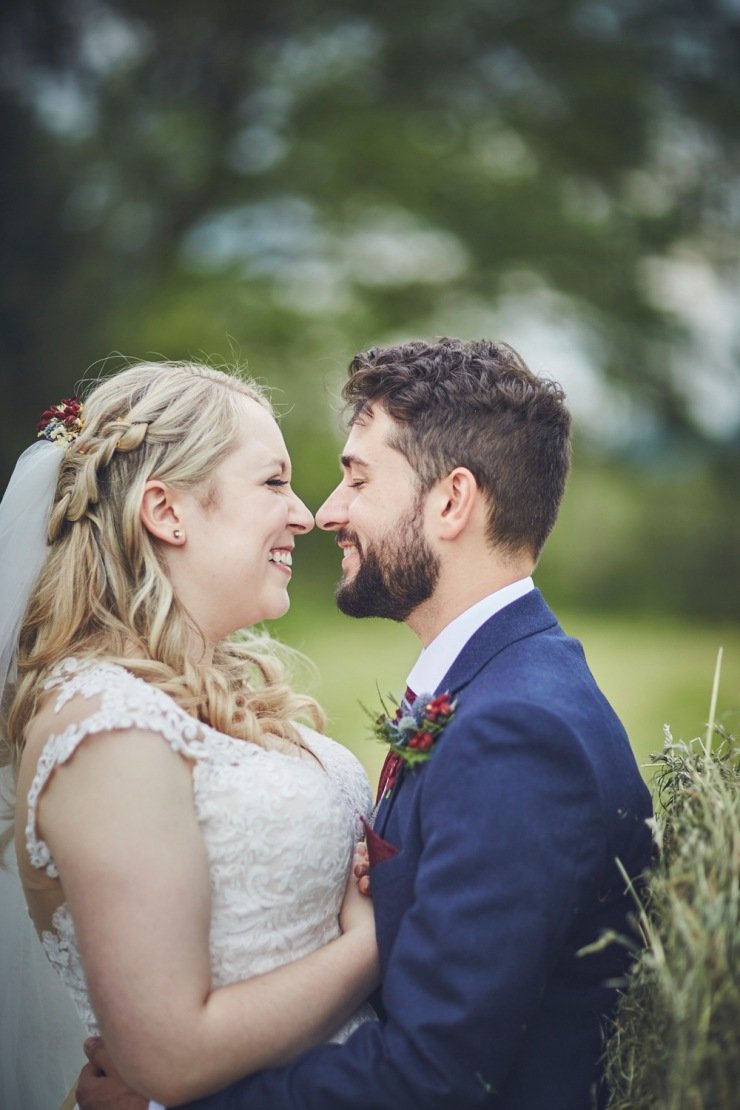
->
[349, 479, 365, 489]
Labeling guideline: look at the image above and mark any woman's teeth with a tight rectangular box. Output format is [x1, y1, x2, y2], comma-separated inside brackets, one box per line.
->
[269, 550, 292, 566]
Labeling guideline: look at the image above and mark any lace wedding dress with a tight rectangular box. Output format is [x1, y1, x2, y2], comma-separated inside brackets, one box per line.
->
[23, 658, 375, 1043]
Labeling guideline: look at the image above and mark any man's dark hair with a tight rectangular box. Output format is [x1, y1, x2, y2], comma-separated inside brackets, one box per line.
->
[342, 338, 572, 559]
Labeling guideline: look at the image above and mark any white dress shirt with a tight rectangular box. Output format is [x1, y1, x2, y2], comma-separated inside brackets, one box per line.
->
[406, 577, 534, 697]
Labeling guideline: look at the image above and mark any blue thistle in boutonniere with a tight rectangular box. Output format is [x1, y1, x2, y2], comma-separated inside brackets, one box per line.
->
[372, 690, 457, 775]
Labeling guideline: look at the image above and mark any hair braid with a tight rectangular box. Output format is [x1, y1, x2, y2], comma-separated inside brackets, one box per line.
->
[47, 418, 150, 541]
[7, 361, 323, 765]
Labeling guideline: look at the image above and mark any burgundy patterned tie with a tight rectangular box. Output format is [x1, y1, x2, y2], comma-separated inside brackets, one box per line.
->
[375, 685, 415, 804]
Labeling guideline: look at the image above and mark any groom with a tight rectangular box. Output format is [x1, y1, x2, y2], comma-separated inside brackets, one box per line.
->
[79, 338, 653, 1108]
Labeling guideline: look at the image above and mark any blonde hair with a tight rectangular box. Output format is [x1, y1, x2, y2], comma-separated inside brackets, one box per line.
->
[7, 360, 323, 764]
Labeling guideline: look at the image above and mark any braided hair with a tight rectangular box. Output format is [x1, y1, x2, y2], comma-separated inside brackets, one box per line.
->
[8, 361, 323, 761]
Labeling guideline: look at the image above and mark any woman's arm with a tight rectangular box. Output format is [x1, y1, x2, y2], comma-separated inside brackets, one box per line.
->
[30, 723, 378, 1107]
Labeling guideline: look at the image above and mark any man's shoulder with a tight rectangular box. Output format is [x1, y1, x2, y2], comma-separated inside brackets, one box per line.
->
[440, 615, 631, 766]
[443, 596, 581, 699]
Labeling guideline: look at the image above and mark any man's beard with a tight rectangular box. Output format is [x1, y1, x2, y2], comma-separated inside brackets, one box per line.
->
[335, 500, 440, 621]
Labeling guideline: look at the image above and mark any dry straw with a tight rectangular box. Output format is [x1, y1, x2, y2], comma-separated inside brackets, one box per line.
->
[604, 649, 739, 1109]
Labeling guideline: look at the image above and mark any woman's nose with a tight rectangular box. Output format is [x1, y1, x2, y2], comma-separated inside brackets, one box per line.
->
[289, 493, 314, 534]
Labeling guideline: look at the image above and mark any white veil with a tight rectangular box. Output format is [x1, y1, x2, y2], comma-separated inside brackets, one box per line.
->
[0, 442, 87, 1108]
[0, 441, 64, 693]
[1, 768, 86, 1108]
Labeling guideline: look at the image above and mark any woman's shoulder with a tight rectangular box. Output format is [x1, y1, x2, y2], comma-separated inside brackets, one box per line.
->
[43, 656, 148, 702]
[19, 659, 207, 877]
[24, 657, 207, 777]
[42, 656, 195, 724]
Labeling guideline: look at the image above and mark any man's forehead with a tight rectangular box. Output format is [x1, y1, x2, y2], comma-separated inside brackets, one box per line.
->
[340, 413, 383, 464]
[339, 414, 410, 475]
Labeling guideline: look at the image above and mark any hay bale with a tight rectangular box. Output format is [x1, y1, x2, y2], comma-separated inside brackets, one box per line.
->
[604, 726, 740, 1109]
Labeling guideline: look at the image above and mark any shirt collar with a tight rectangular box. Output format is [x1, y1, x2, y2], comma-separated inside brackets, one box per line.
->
[406, 577, 534, 697]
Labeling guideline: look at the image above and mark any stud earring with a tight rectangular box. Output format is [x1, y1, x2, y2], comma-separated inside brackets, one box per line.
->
[173, 528, 182, 540]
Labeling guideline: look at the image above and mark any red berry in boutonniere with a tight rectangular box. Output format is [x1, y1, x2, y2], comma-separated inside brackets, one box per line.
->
[370, 690, 457, 797]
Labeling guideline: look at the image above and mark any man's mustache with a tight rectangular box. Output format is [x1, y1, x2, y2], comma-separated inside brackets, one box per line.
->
[336, 529, 362, 555]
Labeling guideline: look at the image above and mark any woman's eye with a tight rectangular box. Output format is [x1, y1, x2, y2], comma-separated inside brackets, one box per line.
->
[267, 478, 289, 488]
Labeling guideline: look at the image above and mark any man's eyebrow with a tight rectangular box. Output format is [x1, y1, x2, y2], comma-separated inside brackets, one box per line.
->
[340, 453, 370, 470]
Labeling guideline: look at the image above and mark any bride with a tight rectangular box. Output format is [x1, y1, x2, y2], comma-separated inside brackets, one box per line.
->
[0, 362, 378, 1107]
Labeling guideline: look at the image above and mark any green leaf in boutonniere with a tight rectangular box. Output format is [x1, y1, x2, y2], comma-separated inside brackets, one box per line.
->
[370, 690, 457, 771]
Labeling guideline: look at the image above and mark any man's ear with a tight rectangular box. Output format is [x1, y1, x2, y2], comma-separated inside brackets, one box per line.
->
[140, 480, 186, 545]
[433, 467, 479, 541]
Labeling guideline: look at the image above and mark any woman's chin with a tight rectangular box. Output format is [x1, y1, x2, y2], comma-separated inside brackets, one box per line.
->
[257, 594, 292, 625]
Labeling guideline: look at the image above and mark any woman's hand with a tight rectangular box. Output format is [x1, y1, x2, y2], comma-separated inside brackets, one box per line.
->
[339, 845, 375, 936]
[353, 841, 371, 896]
[338, 846, 379, 996]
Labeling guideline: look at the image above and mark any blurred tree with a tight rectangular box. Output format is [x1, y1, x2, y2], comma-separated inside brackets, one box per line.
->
[1, 0, 738, 613]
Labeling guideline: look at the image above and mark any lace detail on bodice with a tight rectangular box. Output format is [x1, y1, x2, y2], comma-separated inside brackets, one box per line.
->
[26, 659, 374, 1042]
[43, 904, 99, 1034]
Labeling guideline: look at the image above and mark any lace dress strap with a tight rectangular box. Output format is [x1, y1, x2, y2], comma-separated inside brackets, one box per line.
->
[25, 659, 209, 878]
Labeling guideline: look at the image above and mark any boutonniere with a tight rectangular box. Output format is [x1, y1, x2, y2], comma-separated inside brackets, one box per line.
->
[372, 690, 457, 772]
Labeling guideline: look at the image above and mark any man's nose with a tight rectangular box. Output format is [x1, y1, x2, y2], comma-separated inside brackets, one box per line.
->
[315, 484, 346, 532]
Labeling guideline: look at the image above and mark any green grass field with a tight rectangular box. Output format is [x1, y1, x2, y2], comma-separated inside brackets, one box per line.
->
[273, 602, 740, 787]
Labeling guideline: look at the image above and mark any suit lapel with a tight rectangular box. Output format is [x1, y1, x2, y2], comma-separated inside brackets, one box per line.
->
[436, 588, 557, 699]
[373, 767, 401, 836]
[372, 590, 557, 837]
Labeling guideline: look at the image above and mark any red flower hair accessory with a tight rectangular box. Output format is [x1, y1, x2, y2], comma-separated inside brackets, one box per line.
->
[37, 397, 84, 446]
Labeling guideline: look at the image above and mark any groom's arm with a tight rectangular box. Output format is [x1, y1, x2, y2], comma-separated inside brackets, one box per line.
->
[76, 1038, 147, 1109]
[180, 704, 608, 1109]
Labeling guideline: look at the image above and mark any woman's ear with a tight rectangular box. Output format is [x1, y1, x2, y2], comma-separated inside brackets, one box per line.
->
[140, 480, 186, 545]
[434, 467, 478, 541]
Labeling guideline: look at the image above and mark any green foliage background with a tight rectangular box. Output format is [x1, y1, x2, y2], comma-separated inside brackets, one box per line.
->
[1, 1, 738, 763]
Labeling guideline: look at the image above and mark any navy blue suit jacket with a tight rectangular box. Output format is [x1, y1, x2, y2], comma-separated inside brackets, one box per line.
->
[182, 591, 653, 1109]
